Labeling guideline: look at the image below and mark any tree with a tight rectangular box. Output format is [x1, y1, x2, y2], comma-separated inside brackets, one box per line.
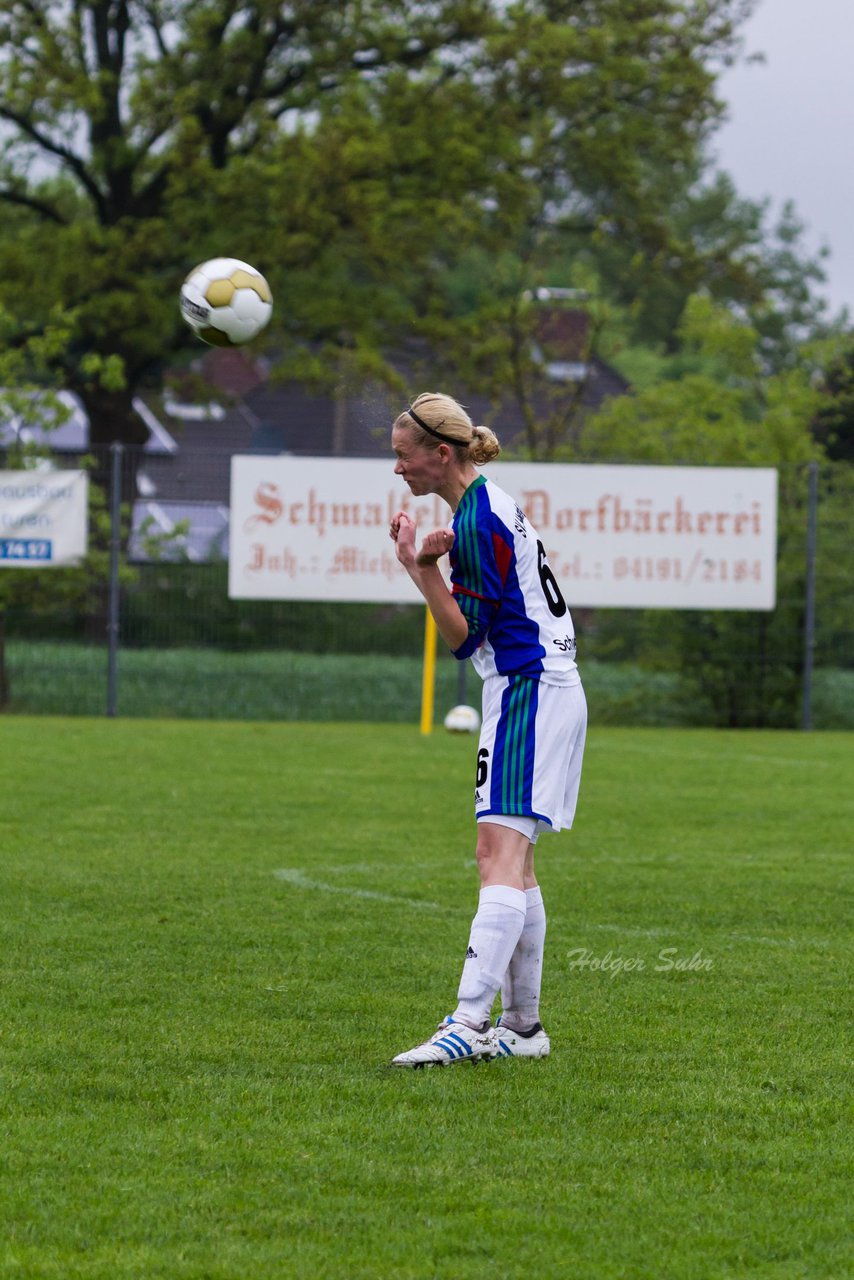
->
[576, 295, 847, 727]
[0, 0, 751, 452]
[416, 152, 845, 456]
[0, 1, 490, 444]
[812, 340, 854, 463]
[587, 168, 843, 370]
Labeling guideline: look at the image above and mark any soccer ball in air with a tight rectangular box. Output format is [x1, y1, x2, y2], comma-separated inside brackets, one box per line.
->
[444, 704, 481, 734]
[179, 257, 273, 346]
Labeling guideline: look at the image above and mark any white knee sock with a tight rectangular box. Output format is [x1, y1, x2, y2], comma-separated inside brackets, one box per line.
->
[500, 885, 547, 1031]
[453, 885, 527, 1029]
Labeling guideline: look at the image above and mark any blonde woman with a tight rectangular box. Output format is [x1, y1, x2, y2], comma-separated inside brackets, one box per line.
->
[389, 393, 587, 1067]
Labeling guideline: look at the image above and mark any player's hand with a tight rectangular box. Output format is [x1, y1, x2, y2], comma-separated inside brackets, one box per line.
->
[416, 527, 455, 566]
[390, 510, 417, 567]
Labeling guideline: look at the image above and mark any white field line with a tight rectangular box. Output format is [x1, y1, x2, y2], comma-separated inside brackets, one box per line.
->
[589, 922, 829, 949]
[272, 867, 455, 914]
[273, 869, 829, 947]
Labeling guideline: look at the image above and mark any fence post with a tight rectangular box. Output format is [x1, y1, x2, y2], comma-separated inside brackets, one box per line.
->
[106, 441, 123, 717]
[801, 460, 819, 731]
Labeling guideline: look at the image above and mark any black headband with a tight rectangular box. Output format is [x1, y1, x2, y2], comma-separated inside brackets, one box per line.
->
[407, 405, 470, 447]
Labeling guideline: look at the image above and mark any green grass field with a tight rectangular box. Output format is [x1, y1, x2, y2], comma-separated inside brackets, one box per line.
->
[1, 719, 851, 1279]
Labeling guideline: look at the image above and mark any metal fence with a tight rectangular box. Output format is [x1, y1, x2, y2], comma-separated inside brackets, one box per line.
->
[1, 443, 851, 729]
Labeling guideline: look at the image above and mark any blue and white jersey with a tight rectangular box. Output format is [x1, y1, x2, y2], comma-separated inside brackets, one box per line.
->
[450, 475, 579, 685]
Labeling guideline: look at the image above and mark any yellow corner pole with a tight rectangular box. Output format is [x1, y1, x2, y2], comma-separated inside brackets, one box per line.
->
[420, 607, 437, 735]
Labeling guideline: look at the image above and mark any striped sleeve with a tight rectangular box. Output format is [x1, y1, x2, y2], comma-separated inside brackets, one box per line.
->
[450, 495, 513, 660]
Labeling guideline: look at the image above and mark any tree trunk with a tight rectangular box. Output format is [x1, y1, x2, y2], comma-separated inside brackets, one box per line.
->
[75, 383, 146, 508]
[82, 384, 149, 451]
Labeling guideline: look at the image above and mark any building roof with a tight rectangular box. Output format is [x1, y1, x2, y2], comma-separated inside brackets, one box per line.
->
[0, 389, 179, 454]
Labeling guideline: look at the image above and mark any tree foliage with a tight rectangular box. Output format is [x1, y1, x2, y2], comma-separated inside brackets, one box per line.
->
[578, 168, 842, 369]
[582, 295, 823, 464]
[0, 0, 751, 443]
[812, 340, 854, 463]
[577, 297, 852, 727]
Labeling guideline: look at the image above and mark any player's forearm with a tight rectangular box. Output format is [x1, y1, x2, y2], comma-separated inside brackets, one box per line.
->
[409, 564, 469, 651]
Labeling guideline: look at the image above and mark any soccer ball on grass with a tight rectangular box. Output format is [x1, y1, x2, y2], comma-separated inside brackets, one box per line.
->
[179, 257, 273, 346]
[444, 704, 481, 733]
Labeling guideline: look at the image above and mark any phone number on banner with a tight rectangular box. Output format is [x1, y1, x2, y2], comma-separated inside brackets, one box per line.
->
[556, 553, 764, 584]
[0, 539, 53, 562]
[614, 554, 763, 583]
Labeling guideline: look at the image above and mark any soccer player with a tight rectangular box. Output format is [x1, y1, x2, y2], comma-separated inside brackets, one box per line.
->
[388, 392, 587, 1067]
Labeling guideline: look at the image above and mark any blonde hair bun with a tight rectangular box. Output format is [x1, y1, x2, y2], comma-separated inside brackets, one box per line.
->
[470, 423, 501, 466]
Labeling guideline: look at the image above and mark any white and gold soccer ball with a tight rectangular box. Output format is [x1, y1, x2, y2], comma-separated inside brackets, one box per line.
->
[179, 257, 273, 346]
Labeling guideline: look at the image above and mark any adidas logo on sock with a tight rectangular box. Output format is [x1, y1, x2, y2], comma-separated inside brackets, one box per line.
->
[465, 946, 478, 959]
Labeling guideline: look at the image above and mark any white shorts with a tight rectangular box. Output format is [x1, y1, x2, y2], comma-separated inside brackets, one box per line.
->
[474, 675, 586, 839]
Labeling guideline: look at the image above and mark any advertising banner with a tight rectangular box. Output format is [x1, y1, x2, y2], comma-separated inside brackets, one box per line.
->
[229, 457, 777, 610]
[0, 470, 89, 567]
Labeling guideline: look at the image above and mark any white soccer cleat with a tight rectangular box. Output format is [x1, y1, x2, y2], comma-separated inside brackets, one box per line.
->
[391, 1017, 499, 1068]
[494, 1017, 551, 1058]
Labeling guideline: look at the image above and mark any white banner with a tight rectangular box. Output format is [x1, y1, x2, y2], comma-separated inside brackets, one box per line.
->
[0, 470, 89, 567]
[228, 457, 777, 610]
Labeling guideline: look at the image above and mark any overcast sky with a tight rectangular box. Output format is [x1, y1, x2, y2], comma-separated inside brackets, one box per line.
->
[712, 0, 854, 321]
